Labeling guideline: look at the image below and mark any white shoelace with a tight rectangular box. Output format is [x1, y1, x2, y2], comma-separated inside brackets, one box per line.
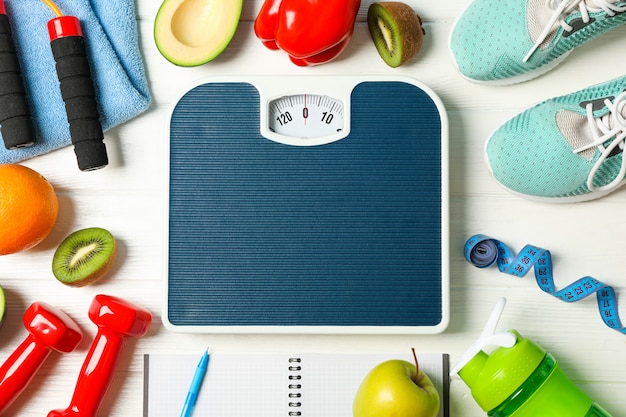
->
[572, 92, 626, 192]
[523, 0, 626, 62]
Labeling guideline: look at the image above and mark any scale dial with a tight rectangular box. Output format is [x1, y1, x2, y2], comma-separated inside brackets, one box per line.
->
[268, 94, 345, 140]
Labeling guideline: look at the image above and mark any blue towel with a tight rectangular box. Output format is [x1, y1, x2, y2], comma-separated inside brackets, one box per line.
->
[0, 0, 151, 163]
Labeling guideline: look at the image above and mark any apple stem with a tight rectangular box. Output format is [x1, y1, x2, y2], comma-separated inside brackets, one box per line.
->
[411, 347, 423, 384]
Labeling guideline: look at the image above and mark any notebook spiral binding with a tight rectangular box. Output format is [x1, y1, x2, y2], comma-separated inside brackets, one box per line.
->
[288, 358, 302, 416]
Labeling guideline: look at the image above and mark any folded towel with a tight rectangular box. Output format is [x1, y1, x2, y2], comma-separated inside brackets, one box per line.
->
[0, 0, 151, 164]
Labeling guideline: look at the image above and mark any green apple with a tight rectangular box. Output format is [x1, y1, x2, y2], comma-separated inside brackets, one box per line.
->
[154, 0, 243, 66]
[353, 349, 440, 417]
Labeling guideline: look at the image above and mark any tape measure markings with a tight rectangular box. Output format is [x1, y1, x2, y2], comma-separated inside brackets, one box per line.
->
[464, 234, 625, 335]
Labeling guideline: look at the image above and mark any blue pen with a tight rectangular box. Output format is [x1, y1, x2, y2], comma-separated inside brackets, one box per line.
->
[180, 348, 210, 417]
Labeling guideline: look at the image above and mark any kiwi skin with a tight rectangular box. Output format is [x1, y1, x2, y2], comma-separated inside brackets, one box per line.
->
[52, 227, 117, 287]
[368, 2, 425, 68]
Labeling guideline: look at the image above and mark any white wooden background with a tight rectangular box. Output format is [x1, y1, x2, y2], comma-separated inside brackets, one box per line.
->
[1, 0, 625, 415]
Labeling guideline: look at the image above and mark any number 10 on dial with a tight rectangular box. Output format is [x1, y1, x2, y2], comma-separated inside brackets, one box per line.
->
[268, 94, 345, 140]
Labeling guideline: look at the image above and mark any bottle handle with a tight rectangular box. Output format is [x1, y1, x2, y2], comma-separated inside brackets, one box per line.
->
[451, 297, 517, 376]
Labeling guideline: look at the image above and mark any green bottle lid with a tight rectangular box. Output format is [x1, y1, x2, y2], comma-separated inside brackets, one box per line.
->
[458, 330, 546, 412]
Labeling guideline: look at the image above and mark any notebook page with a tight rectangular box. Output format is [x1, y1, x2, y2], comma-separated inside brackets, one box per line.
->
[144, 352, 448, 417]
[296, 353, 446, 417]
[145, 353, 290, 417]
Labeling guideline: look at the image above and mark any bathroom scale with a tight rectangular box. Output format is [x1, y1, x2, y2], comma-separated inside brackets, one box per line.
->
[164, 75, 449, 333]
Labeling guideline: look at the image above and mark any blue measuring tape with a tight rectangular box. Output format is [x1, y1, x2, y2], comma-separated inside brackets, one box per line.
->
[464, 234, 625, 335]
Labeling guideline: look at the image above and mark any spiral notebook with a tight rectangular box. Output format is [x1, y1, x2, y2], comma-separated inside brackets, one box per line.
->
[143, 351, 450, 417]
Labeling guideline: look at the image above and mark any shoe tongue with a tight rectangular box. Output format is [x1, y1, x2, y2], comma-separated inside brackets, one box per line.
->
[604, 95, 626, 135]
[558, 110, 594, 157]
[529, 0, 561, 42]
[536, 0, 622, 36]
[529, 0, 581, 46]
[559, 95, 626, 158]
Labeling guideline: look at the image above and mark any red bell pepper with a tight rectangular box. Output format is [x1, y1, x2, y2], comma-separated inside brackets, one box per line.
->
[254, 0, 361, 67]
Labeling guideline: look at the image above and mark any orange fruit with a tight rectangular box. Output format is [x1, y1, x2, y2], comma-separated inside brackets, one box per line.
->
[0, 164, 59, 255]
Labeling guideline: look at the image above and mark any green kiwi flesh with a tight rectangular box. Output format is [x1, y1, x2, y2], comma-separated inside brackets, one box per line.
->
[367, 2, 425, 68]
[0, 285, 5, 328]
[52, 227, 117, 287]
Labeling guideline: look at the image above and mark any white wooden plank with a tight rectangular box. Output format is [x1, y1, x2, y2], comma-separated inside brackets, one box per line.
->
[0, 0, 624, 415]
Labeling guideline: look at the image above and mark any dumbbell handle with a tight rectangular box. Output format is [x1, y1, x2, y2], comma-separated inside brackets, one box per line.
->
[0, 1, 35, 149]
[0, 338, 51, 414]
[47, 331, 124, 417]
[48, 16, 107, 171]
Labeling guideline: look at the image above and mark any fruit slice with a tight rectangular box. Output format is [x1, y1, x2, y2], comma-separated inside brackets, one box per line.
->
[154, 0, 243, 66]
[367, 2, 425, 68]
[52, 227, 117, 287]
[0, 285, 5, 328]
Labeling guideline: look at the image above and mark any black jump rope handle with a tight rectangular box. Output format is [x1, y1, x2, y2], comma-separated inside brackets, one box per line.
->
[50, 20, 107, 171]
[0, 13, 35, 149]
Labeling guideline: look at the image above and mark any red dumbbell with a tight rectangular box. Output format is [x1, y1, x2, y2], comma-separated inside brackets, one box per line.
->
[48, 294, 152, 417]
[0, 302, 82, 414]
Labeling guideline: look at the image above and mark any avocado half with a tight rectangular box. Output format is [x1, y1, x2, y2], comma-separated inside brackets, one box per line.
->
[154, 0, 243, 66]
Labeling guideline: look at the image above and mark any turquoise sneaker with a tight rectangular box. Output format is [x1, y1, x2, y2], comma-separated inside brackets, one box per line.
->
[485, 75, 626, 202]
[450, 0, 626, 85]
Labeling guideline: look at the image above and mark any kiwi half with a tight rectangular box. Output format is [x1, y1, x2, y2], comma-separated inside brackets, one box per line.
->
[367, 2, 425, 68]
[52, 227, 117, 287]
[0, 285, 5, 328]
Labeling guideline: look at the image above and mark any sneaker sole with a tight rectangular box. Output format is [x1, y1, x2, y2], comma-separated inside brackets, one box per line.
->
[452, 52, 570, 86]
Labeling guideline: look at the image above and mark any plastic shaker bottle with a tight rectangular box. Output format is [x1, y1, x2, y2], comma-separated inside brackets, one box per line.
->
[452, 298, 613, 417]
